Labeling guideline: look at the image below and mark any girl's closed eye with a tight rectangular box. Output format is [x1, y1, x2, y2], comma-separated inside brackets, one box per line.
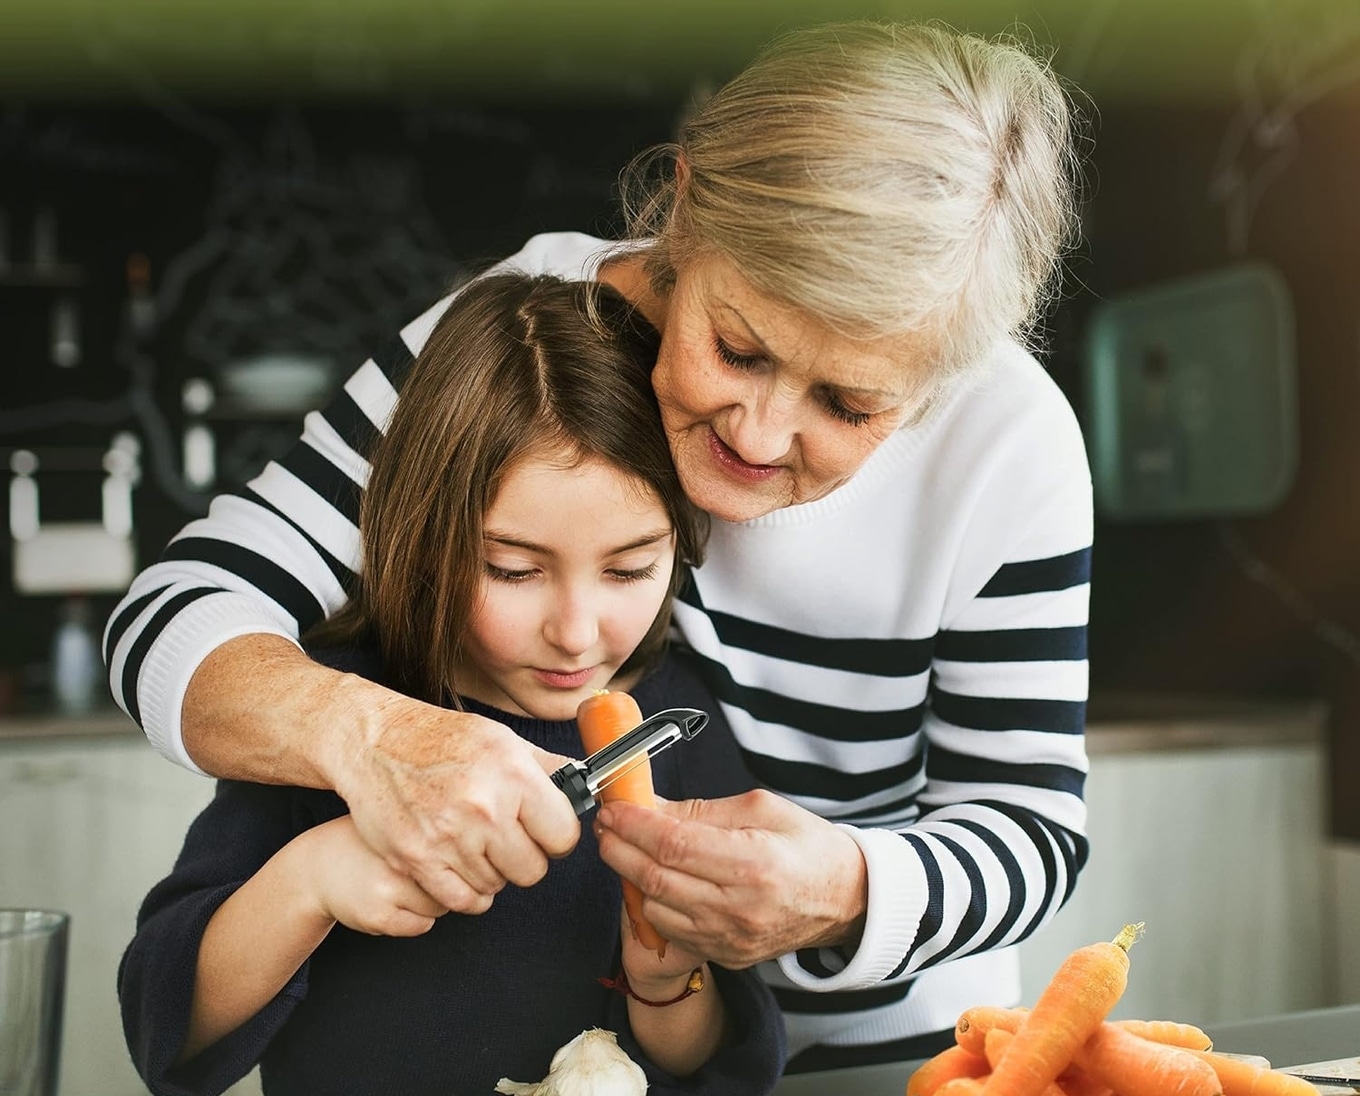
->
[607, 561, 660, 583]
[485, 562, 538, 583]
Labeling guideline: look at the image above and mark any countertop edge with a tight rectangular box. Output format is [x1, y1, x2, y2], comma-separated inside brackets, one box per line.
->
[0, 698, 1329, 753]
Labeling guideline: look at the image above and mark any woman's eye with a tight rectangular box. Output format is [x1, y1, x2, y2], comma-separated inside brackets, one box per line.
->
[608, 562, 659, 583]
[713, 335, 763, 371]
[485, 563, 536, 583]
[823, 393, 873, 427]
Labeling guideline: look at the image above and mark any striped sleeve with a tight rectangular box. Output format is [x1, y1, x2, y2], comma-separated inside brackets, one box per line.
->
[778, 445, 1092, 993]
[104, 232, 612, 769]
[102, 326, 426, 769]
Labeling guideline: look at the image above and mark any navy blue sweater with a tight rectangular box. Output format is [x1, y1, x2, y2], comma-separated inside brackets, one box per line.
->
[118, 649, 784, 1096]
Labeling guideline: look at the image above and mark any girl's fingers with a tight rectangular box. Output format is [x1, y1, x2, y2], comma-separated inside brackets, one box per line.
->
[381, 909, 439, 937]
[420, 865, 496, 916]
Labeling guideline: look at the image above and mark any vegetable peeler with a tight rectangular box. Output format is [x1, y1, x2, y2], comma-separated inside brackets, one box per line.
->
[551, 707, 708, 817]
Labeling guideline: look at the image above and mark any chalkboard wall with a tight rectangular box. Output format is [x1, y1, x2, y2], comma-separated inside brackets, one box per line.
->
[0, 96, 679, 705]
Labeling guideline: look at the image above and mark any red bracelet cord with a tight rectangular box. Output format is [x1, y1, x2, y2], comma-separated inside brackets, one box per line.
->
[598, 966, 705, 1007]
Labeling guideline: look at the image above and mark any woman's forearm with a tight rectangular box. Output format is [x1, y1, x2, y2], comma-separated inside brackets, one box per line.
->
[625, 964, 726, 1077]
[181, 633, 373, 788]
[180, 838, 335, 1062]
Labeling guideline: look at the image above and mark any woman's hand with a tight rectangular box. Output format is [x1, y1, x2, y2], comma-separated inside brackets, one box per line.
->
[292, 816, 447, 936]
[328, 679, 584, 915]
[183, 635, 582, 916]
[595, 789, 869, 969]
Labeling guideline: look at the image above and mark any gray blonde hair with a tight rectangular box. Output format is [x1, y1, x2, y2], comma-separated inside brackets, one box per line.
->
[621, 20, 1083, 404]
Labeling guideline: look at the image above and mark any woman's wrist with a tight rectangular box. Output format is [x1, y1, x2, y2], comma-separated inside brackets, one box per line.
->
[804, 824, 870, 950]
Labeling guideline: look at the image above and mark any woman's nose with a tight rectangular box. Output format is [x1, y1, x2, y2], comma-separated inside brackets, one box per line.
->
[726, 387, 798, 466]
[544, 590, 599, 656]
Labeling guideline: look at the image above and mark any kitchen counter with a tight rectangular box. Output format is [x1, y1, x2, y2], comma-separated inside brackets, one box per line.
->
[0, 707, 138, 742]
[771, 1005, 1360, 1095]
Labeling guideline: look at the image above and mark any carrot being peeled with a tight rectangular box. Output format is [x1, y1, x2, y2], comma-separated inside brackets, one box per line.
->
[577, 689, 668, 957]
[980, 923, 1143, 1096]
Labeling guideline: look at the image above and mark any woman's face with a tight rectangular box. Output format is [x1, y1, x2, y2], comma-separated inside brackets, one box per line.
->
[455, 450, 676, 721]
[650, 254, 923, 522]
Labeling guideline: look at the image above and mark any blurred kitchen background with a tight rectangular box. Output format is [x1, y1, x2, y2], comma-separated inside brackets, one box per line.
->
[1, 1, 1358, 1093]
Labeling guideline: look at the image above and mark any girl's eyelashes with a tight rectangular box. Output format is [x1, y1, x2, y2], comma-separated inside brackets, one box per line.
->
[607, 561, 659, 583]
[485, 562, 537, 583]
[484, 561, 660, 583]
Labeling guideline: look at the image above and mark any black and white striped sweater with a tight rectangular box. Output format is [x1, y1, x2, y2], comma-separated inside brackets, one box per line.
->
[104, 232, 1093, 1069]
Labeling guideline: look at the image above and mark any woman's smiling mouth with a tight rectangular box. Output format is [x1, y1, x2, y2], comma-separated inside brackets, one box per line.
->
[706, 428, 781, 482]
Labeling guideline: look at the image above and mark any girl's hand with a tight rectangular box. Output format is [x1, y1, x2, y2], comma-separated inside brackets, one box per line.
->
[618, 901, 708, 1003]
[293, 815, 448, 937]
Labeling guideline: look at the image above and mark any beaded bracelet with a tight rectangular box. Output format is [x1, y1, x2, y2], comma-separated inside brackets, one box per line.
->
[598, 966, 705, 1007]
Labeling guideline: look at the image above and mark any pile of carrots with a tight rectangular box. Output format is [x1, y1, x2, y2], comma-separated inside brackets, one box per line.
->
[906, 924, 1319, 1096]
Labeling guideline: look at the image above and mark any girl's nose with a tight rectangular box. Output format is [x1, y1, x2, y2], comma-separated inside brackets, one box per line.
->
[544, 590, 599, 657]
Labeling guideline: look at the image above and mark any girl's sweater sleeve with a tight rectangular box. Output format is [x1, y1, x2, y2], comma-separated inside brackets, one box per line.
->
[117, 782, 316, 1096]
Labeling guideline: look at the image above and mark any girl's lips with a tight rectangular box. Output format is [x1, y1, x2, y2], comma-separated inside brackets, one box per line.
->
[706, 428, 781, 482]
[534, 667, 596, 689]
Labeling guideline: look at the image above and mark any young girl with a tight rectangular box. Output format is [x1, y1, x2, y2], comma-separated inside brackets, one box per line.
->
[117, 274, 784, 1096]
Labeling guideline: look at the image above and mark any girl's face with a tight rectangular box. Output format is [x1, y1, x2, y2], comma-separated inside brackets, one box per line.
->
[650, 253, 923, 523]
[454, 450, 676, 721]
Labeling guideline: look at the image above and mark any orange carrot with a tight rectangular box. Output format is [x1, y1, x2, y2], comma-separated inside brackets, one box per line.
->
[577, 690, 668, 957]
[1073, 1021, 1222, 1096]
[983, 1027, 1012, 1069]
[1189, 1051, 1320, 1096]
[980, 923, 1143, 1096]
[906, 1044, 990, 1096]
[1115, 1020, 1213, 1052]
[982, 1029, 1072, 1096]
[1056, 1064, 1115, 1096]
[955, 1006, 1029, 1055]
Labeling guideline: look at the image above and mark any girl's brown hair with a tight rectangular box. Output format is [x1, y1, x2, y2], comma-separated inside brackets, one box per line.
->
[316, 273, 707, 706]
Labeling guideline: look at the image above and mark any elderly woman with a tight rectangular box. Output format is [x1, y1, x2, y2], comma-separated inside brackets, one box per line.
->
[105, 20, 1091, 1071]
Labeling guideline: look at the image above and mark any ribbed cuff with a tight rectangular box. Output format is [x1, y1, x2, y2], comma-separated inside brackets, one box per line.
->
[136, 593, 302, 775]
[777, 824, 927, 991]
